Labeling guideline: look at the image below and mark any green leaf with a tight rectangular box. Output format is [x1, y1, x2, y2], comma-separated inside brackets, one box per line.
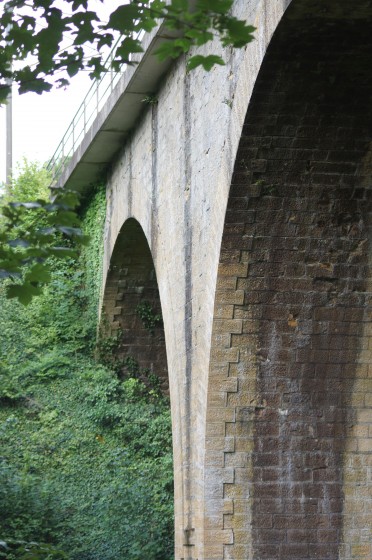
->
[169, 0, 188, 11]
[56, 78, 69, 89]
[187, 54, 225, 71]
[222, 19, 256, 47]
[69, 11, 96, 45]
[196, 0, 233, 14]
[18, 77, 52, 96]
[0, 84, 11, 104]
[150, 0, 167, 11]
[53, 190, 81, 209]
[37, 24, 63, 73]
[115, 37, 144, 62]
[66, 61, 80, 78]
[173, 37, 192, 53]
[53, 210, 80, 226]
[72, 0, 88, 9]
[185, 28, 214, 46]
[106, 5, 142, 33]
[97, 33, 114, 51]
[135, 13, 158, 33]
[154, 41, 184, 61]
[87, 56, 106, 79]
[6, 283, 43, 305]
[25, 263, 51, 284]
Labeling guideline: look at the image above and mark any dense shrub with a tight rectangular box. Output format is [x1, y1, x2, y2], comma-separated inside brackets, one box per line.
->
[0, 165, 174, 559]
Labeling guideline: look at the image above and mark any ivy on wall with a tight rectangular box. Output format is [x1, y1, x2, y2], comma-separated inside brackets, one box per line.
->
[136, 301, 163, 334]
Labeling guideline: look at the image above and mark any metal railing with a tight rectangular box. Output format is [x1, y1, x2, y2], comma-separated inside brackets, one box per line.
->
[47, 33, 142, 187]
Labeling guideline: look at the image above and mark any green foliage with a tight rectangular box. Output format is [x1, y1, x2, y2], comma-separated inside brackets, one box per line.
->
[122, 355, 140, 377]
[136, 300, 163, 334]
[0, 162, 88, 305]
[187, 54, 225, 72]
[0, 462, 68, 559]
[95, 320, 122, 358]
[141, 93, 159, 105]
[0, 539, 68, 560]
[6, 160, 50, 201]
[0, 176, 174, 559]
[0, 0, 255, 102]
[120, 357, 163, 397]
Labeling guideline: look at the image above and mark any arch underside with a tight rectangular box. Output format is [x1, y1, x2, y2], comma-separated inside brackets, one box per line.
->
[100, 218, 168, 391]
[205, 1, 372, 559]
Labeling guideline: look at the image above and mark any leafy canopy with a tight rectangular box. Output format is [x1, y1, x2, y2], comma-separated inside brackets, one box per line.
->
[0, 162, 88, 305]
[0, 0, 256, 103]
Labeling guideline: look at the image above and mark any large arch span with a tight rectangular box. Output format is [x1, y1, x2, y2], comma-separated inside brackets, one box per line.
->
[204, 1, 372, 559]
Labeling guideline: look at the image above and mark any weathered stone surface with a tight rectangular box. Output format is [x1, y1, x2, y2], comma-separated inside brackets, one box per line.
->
[82, 1, 372, 558]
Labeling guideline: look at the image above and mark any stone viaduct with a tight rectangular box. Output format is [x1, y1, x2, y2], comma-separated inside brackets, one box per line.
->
[54, 1, 372, 558]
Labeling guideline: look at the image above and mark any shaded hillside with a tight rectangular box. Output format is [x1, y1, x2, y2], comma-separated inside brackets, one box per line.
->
[0, 168, 174, 560]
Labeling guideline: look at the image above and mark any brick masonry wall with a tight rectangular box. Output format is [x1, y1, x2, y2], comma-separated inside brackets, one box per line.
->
[205, 3, 372, 560]
[101, 2, 280, 554]
[100, 218, 168, 391]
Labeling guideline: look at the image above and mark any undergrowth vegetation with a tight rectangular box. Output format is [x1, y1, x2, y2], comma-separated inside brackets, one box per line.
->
[0, 163, 174, 560]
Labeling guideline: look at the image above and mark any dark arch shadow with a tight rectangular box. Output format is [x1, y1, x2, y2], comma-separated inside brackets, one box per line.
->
[100, 217, 168, 392]
[205, 0, 372, 558]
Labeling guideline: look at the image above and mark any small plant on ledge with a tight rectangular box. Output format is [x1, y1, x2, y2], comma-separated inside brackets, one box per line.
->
[135, 301, 162, 334]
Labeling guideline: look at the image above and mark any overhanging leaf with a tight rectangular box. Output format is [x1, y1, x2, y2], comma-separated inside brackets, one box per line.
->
[106, 5, 142, 32]
[25, 263, 51, 284]
[187, 54, 225, 71]
[6, 283, 43, 305]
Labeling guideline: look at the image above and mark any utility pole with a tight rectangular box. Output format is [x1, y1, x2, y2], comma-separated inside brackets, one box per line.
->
[6, 80, 12, 193]
[5, 1, 12, 194]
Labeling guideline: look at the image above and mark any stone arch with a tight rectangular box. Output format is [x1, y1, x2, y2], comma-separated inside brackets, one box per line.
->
[99, 217, 168, 392]
[204, 1, 372, 559]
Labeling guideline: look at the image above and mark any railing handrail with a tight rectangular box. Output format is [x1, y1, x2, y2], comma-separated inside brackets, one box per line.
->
[46, 32, 142, 187]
